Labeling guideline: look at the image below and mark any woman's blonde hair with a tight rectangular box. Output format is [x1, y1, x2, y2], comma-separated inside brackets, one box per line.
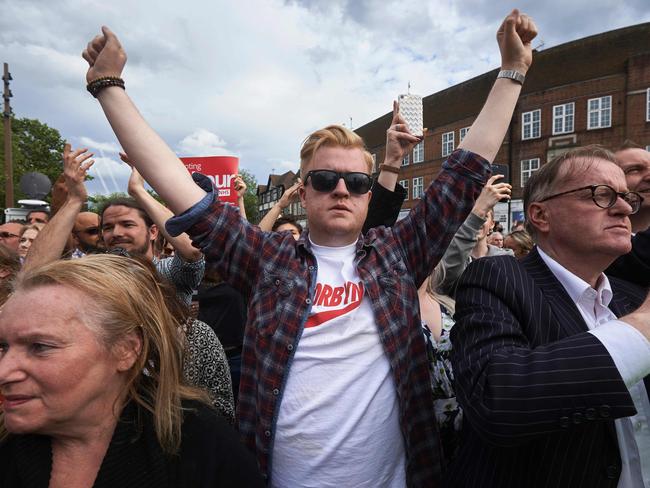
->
[1, 254, 209, 454]
[425, 261, 456, 314]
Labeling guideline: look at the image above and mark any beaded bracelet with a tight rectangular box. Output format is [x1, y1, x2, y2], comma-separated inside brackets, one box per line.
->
[86, 76, 125, 98]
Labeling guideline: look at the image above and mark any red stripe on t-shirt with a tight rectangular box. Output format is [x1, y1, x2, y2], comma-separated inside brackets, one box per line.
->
[304, 300, 362, 328]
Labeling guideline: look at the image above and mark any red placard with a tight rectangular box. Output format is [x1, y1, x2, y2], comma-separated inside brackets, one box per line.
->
[180, 156, 240, 204]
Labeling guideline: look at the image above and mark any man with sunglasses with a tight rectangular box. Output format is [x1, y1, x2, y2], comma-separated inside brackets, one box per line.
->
[0, 222, 23, 253]
[449, 146, 650, 488]
[71, 211, 102, 256]
[82, 8, 537, 486]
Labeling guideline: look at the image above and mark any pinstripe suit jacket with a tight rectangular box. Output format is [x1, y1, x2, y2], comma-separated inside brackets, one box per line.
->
[448, 247, 648, 488]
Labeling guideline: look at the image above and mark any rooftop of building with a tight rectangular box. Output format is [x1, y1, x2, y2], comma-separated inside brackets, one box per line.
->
[355, 22, 650, 150]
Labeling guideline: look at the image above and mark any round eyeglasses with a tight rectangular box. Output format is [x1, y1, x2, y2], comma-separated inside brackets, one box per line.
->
[539, 184, 644, 214]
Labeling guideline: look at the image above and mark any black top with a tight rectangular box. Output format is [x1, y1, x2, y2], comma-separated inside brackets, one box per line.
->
[0, 401, 264, 488]
[606, 227, 650, 287]
[196, 282, 246, 352]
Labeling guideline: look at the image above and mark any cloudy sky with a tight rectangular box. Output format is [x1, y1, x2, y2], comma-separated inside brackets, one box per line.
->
[1, 0, 648, 195]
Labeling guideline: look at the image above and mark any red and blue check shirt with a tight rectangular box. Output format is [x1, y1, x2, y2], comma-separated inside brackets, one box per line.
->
[167, 149, 489, 486]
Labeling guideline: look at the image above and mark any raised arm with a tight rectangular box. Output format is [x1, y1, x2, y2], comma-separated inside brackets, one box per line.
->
[122, 153, 202, 262]
[391, 10, 537, 288]
[23, 144, 94, 272]
[363, 102, 421, 230]
[234, 175, 248, 221]
[458, 9, 536, 161]
[82, 27, 204, 214]
[258, 180, 301, 232]
[437, 175, 512, 296]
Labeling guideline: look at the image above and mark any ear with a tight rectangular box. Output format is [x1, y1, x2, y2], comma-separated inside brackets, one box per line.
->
[365, 189, 372, 205]
[148, 224, 159, 241]
[113, 330, 143, 372]
[298, 186, 308, 208]
[527, 202, 550, 235]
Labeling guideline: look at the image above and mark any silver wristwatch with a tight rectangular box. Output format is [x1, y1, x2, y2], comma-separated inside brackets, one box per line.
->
[497, 69, 525, 85]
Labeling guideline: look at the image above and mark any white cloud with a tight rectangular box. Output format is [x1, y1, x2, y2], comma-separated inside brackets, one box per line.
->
[86, 156, 131, 196]
[176, 129, 235, 157]
[78, 137, 121, 154]
[2, 0, 650, 191]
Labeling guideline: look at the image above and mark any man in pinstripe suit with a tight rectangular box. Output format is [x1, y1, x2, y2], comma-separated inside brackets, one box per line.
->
[449, 146, 650, 488]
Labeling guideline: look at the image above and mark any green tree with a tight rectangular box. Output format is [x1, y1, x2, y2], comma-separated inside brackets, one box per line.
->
[239, 169, 259, 224]
[87, 192, 129, 212]
[0, 116, 66, 208]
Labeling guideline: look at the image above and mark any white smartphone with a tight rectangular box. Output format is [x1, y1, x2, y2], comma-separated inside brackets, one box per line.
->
[397, 93, 423, 137]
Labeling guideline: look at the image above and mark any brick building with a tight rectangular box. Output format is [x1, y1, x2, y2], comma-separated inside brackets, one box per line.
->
[355, 23, 650, 229]
[256, 170, 306, 226]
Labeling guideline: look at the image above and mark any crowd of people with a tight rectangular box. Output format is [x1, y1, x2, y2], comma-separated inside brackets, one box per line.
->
[0, 8, 648, 488]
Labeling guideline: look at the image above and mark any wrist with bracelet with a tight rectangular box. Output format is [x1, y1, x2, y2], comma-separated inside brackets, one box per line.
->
[86, 76, 125, 98]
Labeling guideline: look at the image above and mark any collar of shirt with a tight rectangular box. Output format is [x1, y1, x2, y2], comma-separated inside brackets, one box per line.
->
[537, 246, 613, 320]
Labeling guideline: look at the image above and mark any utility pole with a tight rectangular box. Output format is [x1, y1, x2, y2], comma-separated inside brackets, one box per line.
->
[3, 63, 13, 209]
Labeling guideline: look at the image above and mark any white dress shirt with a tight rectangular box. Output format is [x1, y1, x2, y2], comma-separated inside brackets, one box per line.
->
[538, 247, 650, 487]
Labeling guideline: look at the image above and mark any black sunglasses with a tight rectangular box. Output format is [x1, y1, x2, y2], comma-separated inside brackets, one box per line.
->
[305, 170, 372, 195]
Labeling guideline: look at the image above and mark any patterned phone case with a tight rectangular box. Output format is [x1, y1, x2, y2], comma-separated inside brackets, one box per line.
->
[397, 94, 423, 137]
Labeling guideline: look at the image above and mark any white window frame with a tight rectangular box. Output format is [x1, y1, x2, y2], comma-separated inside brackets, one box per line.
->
[587, 95, 612, 130]
[646, 88, 650, 122]
[402, 153, 410, 166]
[522, 109, 541, 140]
[399, 179, 409, 200]
[441, 131, 454, 157]
[520, 158, 541, 188]
[552, 102, 574, 135]
[412, 176, 424, 199]
[413, 141, 424, 163]
[459, 127, 470, 142]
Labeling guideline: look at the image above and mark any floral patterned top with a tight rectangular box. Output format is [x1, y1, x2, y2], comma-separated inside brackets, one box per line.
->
[422, 306, 463, 467]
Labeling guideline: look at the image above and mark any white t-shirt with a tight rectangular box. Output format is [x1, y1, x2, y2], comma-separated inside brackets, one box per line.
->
[270, 240, 406, 488]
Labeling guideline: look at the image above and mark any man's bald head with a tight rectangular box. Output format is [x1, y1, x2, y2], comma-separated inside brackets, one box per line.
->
[73, 212, 102, 253]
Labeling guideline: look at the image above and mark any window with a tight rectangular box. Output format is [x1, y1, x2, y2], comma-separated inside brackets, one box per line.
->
[553, 102, 574, 135]
[413, 141, 424, 163]
[646, 88, 650, 122]
[442, 132, 454, 157]
[459, 127, 470, 141]
[412, 176, 424, 199]
[399, 179, 409, 200]
[587, 96, 611, 129]
[520, 158, 541, 187]
[402, 153, 410, 166]
[522, 109, 541, 140]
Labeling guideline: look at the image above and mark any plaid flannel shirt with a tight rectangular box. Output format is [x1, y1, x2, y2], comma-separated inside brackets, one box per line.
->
[167, 149, 490, 486]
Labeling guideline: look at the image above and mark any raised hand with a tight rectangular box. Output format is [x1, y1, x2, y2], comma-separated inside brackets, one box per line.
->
[384, 100, 423, 167]
[82, 26, 127, 83]
[234, 175, 248, 199]
[496, 9, 538, 75]
[278, 180, 302, 209]
[63, 143, 94, 203]
[121, 152, 146, 196]
[472, 174, 512, 219]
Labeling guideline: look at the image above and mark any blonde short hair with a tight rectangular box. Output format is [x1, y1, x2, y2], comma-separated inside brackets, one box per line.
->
[300, 125, 373, 175]
[2, 254, 209, 454]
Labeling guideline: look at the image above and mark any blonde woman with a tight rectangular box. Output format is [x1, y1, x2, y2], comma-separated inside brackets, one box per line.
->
[0, 255, 263, 487]
[418, 264, 462, 466]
